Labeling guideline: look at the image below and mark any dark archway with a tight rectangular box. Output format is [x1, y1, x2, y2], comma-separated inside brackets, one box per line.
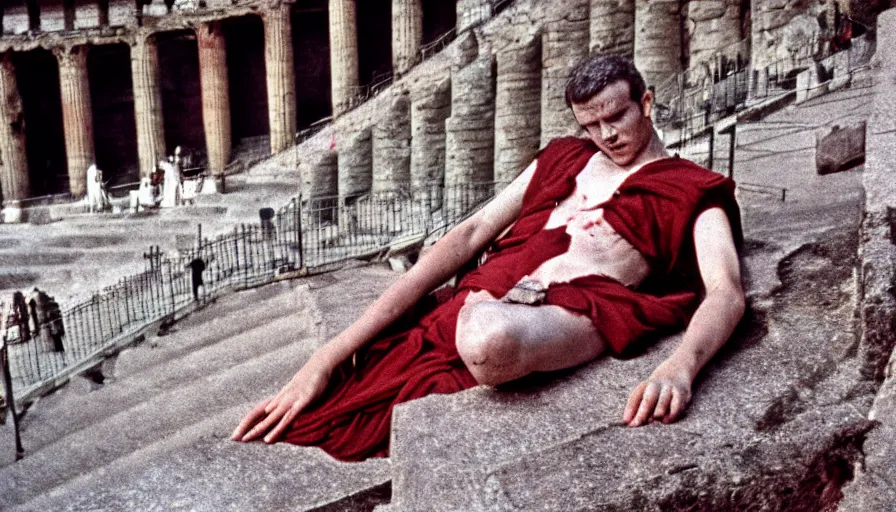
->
[422, 0, 457, 45]
[292, 0, 331, 128]
[88, 43, 138, 186]
[356, 0, 391, 87]
[13, 49, 67, 197]
[156, 30, 205, 158]
[222, 15, 269, 144]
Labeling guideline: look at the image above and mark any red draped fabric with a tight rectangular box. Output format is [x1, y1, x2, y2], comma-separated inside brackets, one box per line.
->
[279, 137, 741, 461]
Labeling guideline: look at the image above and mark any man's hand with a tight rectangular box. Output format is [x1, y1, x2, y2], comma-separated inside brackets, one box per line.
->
[231, 357, 332, 443]
[622, 360, 693, 427]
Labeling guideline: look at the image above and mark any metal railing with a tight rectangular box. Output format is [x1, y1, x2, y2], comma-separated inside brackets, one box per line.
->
[655, 28, 875, 138]
[2, 180, 504, 411]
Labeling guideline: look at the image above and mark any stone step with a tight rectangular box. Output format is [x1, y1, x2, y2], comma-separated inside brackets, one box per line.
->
[0, 313, 324, 506]
[0, 265, 399, 510]
[9, 405, 391, 512]
[0, 282, 315, 469]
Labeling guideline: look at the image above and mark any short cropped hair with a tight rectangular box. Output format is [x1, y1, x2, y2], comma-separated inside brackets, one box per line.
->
[564, 54, 647, 107]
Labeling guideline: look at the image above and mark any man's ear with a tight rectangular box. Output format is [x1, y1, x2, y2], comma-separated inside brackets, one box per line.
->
[641, 90, 655, 120]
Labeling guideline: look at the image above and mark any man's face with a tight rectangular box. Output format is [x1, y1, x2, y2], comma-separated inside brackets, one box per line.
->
[571, 80, 655, 167]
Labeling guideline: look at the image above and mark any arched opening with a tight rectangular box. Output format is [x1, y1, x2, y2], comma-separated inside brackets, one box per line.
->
[156, 30, 205, 160]
[13, 49, 67, 197]
[88, 43, 138, 186]
[292, 0, 331, 128]
[223, 15, 269, 146]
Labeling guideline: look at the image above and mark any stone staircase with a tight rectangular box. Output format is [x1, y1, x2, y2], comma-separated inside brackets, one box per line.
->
[0, 264, 399, 511]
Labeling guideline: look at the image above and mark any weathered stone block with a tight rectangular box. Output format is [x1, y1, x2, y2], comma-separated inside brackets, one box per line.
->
[815, 122, 866, 175]
[373, 88, 412, 192]
[337, 126, 373, 198]
[410, 77, 451, 192]
[445, 54, 496, 195]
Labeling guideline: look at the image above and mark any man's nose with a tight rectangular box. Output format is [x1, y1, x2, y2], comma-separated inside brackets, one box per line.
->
[601, 124, 617, 142]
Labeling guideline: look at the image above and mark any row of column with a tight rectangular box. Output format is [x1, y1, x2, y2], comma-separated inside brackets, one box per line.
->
[324, 0, 746, 201]
[0, 5, 297, 204]
[328, 0, 486, 116]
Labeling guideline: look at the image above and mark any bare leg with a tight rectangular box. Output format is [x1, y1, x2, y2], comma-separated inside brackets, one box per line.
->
[456, 294, 605, 386]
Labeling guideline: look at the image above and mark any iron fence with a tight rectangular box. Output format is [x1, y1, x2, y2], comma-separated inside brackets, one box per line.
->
[1, 181, 503, 402]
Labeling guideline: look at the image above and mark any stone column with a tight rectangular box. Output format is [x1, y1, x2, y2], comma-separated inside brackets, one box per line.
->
[264, 4, 297, 155]
[445, 54, 495, 213]
[56, 45, 95, 198]
[197, 21, 231, 177]
[329, 0, 359, 116]
[337, 124, 372, 199]
[541, 1, 590, 145]
[372, 88, 412, 193]
[686, 0, 742, 79]
[590, 0, 636, 56]
[131, 34, 166, 178]
[0, 53, 29, 202]
[410, 77, 450, 199]
[456, 0, 491, 33]
[634, 0, 683, 89]
[392, 0, 423, 75]
[494, 35, 541, 185]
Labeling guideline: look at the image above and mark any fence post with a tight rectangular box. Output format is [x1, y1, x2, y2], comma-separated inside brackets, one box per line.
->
[167, 259, 176, 314]
[1, 340, 24, 459]
[728, 124, 737, 180]
[708, 129, 715, 170]
[296, 197, 304, 269]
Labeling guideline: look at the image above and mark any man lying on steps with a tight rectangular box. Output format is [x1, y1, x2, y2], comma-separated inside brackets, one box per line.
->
[232, 54, 745, 462]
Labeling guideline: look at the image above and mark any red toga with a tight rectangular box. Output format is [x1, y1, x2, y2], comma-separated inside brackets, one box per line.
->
[280, 137, 742, 461]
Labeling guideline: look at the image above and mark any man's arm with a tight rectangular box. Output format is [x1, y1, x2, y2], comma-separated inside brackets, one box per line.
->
[623, 206, 745, 426]
[233, 161, 538, 442]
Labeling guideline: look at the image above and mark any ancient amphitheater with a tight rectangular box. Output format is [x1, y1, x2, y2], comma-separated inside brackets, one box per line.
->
[1, 0, 895, 510]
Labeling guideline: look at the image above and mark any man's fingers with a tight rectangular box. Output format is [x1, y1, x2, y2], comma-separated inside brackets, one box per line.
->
[653, 385, 674, 420]
[632, 381, 661, 426]
[264, 402, 306, 443]
[241, 403, 289, 442]
[231, 399, 272, 441]
[623, 381, 648, 424]
[664, 388, 690, 424]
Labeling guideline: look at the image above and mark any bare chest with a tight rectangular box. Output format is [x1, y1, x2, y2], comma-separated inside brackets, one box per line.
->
[544, 155, 638, 230]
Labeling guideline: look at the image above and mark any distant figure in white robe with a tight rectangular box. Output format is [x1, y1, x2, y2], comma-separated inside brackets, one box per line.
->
[159, 160, 182, 208]
[137, 177, 157, 208]
[86, 164, 110, 213]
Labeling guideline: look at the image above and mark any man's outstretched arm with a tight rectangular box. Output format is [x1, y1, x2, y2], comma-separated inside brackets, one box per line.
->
[623, 207, 745, 426]
[232, 161, 537, 443]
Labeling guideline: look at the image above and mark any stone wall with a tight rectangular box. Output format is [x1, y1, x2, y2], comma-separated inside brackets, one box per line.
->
[74, 1, 102, 30]
[838, 8, 896, 508]
[3, 5, 30, 35]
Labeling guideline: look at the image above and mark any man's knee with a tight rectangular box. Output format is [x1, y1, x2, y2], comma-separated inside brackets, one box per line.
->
[456, 302, 526, 386]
